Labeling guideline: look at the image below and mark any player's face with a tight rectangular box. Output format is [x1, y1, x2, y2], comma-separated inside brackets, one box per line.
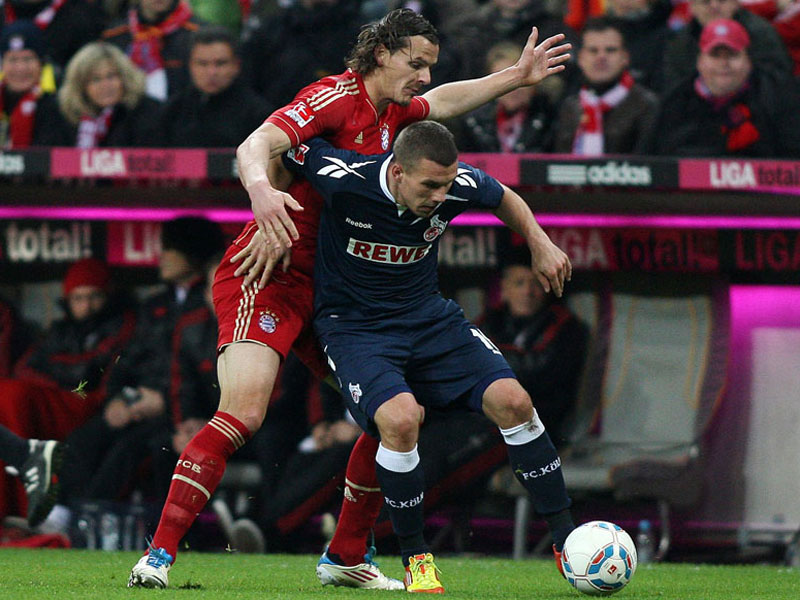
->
[393, 158, 458, 218]
[85, 59, 124, 109]
[578, 29, 630, 86]
[697, 45, 751, 97]
[66, 286, 107, 322]
[189, 42, 240, 96]
[501, 265, 545, 317]
[1, 49, 41, 93]
[379, 36, 439, 106]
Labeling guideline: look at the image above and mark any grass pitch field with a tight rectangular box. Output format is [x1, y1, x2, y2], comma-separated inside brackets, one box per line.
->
[1, 549, 799, 599]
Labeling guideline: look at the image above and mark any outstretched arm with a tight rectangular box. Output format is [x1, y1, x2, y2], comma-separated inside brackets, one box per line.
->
[236, 122, 304, 254]
[423, 27, 571, 121]
[494, 184, 571, 297]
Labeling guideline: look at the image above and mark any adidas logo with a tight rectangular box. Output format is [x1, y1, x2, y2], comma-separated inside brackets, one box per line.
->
[354, 132, 363, 144]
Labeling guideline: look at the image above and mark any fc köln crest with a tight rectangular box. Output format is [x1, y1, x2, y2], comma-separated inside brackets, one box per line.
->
[423, 214, 449, 242]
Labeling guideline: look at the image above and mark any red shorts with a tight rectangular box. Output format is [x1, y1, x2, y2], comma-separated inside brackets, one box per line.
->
[213, 224, 328, 380]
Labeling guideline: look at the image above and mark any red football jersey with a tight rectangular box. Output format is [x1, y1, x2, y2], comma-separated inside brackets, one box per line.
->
[263, 69, 430, 275]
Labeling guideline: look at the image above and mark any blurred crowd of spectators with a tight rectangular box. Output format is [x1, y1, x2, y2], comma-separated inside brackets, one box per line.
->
[1, 0, 800, 157]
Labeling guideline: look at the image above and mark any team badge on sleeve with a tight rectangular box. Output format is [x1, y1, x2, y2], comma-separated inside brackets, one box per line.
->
[285, 101, 315, 127]
[286, 144, 309, 165]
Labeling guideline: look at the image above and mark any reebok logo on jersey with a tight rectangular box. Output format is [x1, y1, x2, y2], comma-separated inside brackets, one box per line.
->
[318, 156, 375, 179]
[455, 168, 477, 188]
[347, 238, 431, 264]
[345, 217, 373, 229]
[285, 101, 315, 127]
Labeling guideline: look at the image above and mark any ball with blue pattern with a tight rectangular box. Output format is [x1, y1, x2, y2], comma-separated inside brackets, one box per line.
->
[561, 521, 637, 595]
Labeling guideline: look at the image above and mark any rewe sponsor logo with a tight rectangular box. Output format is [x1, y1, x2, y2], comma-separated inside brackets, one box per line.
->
[0, 153, 24, 175]
[347, 238, 430, 264]
[710, 161, 756, 188]
[384, 492, 424, 509]
[518, 457, 561, 481]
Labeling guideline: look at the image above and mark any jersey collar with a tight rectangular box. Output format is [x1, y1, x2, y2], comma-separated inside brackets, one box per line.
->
[379, 153, 409, 217]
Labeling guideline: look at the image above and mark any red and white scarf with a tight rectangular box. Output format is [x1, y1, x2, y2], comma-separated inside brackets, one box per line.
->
[76, 106, 114, 148]
[2, 0, 68, 29]
[496, 105, 527, 153]
[572, 71, 634, 156]
[0, 82, 42, 149]
[127, 1, 192, 100]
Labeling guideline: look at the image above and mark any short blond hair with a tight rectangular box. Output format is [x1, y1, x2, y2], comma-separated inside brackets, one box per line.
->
[58, 42, 146, 125]
[485, 41, 523, 75]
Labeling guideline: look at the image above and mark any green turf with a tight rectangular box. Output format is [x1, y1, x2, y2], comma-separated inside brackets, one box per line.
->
[0, 549, 799, 599]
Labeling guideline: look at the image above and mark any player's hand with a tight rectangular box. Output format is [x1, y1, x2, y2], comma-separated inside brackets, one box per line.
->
[515, 27, 572, 87]
[232, 229, 292, 289]
[247, 180, 303, 253]
[530, 239, 572, 298]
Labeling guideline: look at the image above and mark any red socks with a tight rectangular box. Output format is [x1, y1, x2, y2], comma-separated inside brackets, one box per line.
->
[151, 411, 250, 560]
[328, 433, 384, 565]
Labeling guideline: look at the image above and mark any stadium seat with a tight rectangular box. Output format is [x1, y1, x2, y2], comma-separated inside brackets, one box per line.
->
[512, 275, 729, 560]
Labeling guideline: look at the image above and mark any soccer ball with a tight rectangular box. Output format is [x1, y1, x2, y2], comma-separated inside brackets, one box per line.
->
[560, 521, 637, 595]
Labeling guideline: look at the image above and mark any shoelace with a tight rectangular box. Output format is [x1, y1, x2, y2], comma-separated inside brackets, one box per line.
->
[144, 541, 172, 568]
[409, 555, 442, 585]
[363, 545, 379, 566]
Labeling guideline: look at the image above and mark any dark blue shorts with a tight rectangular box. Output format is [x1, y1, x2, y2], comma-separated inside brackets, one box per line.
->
[314, 295, 515, 436]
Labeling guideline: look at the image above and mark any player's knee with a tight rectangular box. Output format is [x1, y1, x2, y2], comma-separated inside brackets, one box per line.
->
[484, 380, 534, 428]
[374, 395, 421, 448]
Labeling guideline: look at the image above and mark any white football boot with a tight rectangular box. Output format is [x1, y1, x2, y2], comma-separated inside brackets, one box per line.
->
[128, 546, 173, 588]
[316, 547, 405, 590]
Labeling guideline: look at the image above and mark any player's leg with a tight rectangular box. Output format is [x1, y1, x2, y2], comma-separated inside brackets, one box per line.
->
[372, 392, 442, 593]
[481, 377, 575, 573]
[323, 432, 382, 562]
[129, 342, 278, 588]
[0, 423, 63, 527]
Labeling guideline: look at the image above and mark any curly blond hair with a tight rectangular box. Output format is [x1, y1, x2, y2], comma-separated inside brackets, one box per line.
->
[58, 42, 146, 125]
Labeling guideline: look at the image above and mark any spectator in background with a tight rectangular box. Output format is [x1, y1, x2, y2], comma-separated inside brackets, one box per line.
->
[648, 18, 800, 156]
[0, 0, 106, 71]
[54, 42, 164, 147]
[0, 20, 67, 148]
[0, 258, 137, 526]
[551, 17, 659, 155]
[663, 0, 793, 86]
[242, 0, 362, 108]
[51, 218, 225, 529]
[450, 41, 557, 152]
[451, 0, 577, 82]
[605, 0, 672, 90]
[159, 26, 269, 147]
[740, 0, 800, 77]
[103, 0, 204, 101]
[477, 246, 589, 447]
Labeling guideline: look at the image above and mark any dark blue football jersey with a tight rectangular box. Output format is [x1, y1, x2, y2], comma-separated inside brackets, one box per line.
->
[282, 137, 504, 316]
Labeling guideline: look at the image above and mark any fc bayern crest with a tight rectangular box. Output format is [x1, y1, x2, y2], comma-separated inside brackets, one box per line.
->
[258, 310, 279, 333]
[423, 214, 448, 241]
[380, 124, 390, 151]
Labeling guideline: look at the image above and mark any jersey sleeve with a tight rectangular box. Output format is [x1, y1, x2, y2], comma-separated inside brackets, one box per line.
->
[265, 81, 350, 146]
[453, 162, 505, 210]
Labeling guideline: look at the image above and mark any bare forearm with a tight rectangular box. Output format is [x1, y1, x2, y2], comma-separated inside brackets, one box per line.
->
[495, 185, 548, 248]
[236, 123, 291, 190]
[424, 68, 524, 120]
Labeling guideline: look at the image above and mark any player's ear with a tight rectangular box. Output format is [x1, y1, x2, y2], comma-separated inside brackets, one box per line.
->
[375, 44, 388, 67]
[389, 162, 403, 181]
